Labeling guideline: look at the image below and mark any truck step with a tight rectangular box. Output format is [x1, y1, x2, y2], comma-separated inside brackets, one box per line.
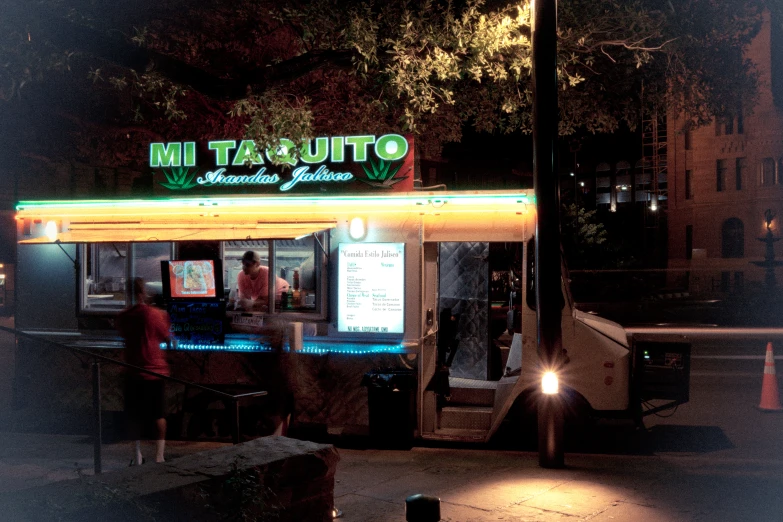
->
[438, 406, 493, 431]
[447, 377, 497, 407]
[425, 428, 488, 442]
[448, 386, 495, 407]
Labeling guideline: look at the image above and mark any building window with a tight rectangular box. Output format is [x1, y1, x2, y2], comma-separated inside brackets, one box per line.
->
[684, 125, 692, 150]
[721, 218, 744, 258]
[596, 176, 611, 206]
[685, 225, 693, 260]
[685, 169, 693, 200]
[736, 157, 746, 190]
[761, 158, 776, 186]
[715, 119, 723, 137]
[716, 159, 726, 192]
[737, 107, 744, 134]
[724, 116, 734, 135]
[617, 172, 632, 204]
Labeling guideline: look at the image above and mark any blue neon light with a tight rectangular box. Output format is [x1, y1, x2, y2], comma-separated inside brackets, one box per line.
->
[162, 341, 407, 354]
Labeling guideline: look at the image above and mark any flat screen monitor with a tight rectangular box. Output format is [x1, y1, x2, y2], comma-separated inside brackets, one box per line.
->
[161, 259, 223, 300]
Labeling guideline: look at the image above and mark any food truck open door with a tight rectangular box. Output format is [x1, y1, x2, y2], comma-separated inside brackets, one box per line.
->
[419, 242, 439, 434]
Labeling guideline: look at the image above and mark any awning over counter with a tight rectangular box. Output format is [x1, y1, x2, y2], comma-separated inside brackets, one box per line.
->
[15, 192, 532, 244]
[18, 221, 337, 243]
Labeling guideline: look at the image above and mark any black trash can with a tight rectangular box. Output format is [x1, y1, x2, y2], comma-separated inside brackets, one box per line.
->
[361, 368, 417, 449]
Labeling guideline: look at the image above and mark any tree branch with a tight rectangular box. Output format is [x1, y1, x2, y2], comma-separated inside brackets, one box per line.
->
[37, 16, 359, 100]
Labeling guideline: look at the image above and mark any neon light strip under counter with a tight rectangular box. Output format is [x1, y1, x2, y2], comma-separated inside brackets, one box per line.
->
[163, 341, 408, 355]
[17, 192, 531, 212]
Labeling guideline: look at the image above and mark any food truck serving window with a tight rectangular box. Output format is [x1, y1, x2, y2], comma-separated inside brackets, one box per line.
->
[223, 234, 324, 315]
[80, 242, 174, 313]
[78, 234, 326, 318]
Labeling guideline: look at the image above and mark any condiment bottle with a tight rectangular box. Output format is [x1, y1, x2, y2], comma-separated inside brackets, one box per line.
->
[293, 269, 301, 306]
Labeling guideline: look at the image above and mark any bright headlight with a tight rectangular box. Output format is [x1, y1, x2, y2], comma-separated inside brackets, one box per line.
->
[542, 371, 559, 395]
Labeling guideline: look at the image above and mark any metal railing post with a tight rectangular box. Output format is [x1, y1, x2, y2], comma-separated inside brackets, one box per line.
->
[232, 399, 240, 445]
[0, 325, 267, 460]
[92, 361, 102, 475]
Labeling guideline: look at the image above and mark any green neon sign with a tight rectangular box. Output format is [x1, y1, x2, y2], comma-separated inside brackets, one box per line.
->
[149, 134, 413, 193]
[149, 134, 409, 169]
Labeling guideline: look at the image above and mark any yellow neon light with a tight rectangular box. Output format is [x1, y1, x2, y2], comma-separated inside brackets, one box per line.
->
[16, 191, 532, 243]
[17, 191, 531, 212]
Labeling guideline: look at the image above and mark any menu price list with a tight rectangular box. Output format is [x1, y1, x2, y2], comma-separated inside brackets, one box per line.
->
[338, 243, 404, 334]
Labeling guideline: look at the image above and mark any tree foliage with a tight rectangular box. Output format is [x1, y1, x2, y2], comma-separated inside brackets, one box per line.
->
[560, 203, 641, 269]
[0, 0, 777, 166]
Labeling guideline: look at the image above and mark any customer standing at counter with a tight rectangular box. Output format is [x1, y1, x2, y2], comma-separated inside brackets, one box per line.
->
[117, 277, 171, 465]
[236, 250, 289, 310]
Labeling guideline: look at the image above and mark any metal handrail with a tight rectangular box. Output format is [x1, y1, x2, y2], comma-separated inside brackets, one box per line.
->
[0, 325, 267, 475]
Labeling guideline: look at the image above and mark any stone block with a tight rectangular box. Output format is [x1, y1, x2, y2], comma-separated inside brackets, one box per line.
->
[0, 436, 338, 522]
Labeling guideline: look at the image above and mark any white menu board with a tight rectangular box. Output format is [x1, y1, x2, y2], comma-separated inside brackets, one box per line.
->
[338, 243, 405, 333]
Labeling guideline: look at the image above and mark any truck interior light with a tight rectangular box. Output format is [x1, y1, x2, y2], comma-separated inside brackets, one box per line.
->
[45, 220, 58, 242]
[349, 217, 365, 240]
[542, 371, 559, 395]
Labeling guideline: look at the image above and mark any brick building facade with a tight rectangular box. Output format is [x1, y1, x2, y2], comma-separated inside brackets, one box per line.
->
[668, 11, 783, 295]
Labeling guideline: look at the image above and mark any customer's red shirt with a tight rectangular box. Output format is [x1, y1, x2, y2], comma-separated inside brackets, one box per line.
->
[116, 304, 171, 380]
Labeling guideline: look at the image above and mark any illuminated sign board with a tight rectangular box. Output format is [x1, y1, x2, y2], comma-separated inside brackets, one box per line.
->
[338, 243, 405, 334]
[166, 260, 217, 298]
[149, 134, 414, 194]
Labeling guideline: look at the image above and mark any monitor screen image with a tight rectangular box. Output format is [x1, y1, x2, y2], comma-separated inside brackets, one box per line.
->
[167, 260, 217, 298]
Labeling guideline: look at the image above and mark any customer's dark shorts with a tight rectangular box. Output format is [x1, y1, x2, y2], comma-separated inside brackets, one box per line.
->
[125, 378, 166, 421]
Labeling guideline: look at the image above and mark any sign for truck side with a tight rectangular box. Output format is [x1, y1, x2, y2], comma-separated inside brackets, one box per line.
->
[337, 243, 405, 334]
[149, 134, 414, 194]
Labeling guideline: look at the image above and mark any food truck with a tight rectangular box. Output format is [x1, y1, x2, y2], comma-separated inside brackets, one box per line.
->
[12, 133, 690, 442]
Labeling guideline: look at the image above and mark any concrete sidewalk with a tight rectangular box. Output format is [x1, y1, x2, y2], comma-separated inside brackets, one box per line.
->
[0, 431, 230, 494]
[335, 448, 783, 521]
[0, 430, 781, 521]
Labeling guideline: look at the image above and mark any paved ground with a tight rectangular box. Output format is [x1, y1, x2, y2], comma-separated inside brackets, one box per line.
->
[1, 320, 782, 520]
[0, 428, 781, 521]
[0, 432, 229, 494]
[335, 446, 783, 521]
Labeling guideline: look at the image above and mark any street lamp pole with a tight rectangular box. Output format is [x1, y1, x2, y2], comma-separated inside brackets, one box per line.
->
[531, 0, 565, 468]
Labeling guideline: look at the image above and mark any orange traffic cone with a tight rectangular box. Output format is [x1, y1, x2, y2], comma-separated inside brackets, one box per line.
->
[759, 342, 783, 412]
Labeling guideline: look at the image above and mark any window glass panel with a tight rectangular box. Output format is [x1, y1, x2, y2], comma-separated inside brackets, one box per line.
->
[274, 236, 318, 312]
[596, 176, 611, 205]
[736, 158, 746, 190]
[721, 218, 744, 258]
[685, 170, 693, 200]
[634, 172, 650, 202]
[223, 240, 271, 310]
[83, 243, 127, 311]
[132, 243, 171, 305]
[716, 159, 726, 192]
[761, 158, 775, 186]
